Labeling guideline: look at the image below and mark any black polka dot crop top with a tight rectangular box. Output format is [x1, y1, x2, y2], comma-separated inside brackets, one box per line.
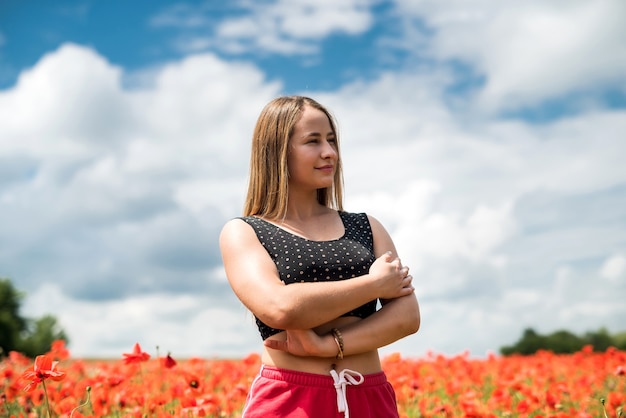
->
[239, 211, 378, 340]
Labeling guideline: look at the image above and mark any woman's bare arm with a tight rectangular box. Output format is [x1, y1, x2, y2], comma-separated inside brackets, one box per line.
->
[263, 215, 421, 357]
[263, 292, 420, 357]
[219, 218, 413, 330]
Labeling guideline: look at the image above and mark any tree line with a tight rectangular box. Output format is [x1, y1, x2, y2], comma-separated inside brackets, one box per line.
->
[0, 278, 68, 358]
[500, 327, 626, 355]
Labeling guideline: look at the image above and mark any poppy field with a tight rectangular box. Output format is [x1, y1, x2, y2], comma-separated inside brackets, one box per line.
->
[1, 341, 624, 417]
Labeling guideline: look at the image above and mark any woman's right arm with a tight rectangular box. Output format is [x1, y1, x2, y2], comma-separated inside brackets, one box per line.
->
[219, 218, 412, 330]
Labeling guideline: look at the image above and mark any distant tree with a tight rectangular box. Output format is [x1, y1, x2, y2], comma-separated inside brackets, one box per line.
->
[612, 331, 626, 350]
[546, 330, 584, 353]
[501, 328, 546, 355]
[18, 314, 69, 358]
[0, 278, 69, 358]
[0, 278, 28, 356]
[583, 328, 614, 352]
[500, 327, 626, 355]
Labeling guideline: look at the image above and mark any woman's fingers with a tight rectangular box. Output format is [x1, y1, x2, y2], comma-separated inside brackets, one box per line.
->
[403, 274, 414, 291]
[392, 257, 410, 276]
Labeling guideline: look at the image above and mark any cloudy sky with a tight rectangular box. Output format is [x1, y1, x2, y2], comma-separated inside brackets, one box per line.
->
[1, 0, 625, 360]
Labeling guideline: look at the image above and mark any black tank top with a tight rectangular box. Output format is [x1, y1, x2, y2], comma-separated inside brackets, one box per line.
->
[239, 211, 378, 340]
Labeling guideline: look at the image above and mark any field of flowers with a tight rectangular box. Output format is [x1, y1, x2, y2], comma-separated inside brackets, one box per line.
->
[1, 340, 624, 417]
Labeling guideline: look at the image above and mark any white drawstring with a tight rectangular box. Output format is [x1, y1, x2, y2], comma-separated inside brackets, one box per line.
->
[330, 368, 364, 418]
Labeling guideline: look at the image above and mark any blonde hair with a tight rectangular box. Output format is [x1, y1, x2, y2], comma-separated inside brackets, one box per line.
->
[243, 96, 344, 218]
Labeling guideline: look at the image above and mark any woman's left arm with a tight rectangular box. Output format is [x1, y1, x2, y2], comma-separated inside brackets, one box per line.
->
[339, 290, 420, 355]
[263, 285, 420, 357]
[353, 214, 421, 350]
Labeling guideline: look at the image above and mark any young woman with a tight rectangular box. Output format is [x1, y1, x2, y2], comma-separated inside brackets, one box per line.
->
[220, 96, 420, 417]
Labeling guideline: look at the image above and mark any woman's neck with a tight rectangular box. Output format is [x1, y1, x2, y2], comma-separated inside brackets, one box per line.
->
[280, 188, 329, 222]
[283, 202, 331, 223]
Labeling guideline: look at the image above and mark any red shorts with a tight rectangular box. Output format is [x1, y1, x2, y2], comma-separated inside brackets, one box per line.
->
[241, 365, 399, 418]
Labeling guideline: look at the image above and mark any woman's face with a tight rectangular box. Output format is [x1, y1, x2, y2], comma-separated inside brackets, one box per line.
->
[287, 105, 338, 192]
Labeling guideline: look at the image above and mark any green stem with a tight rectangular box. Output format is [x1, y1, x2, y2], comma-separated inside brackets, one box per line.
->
[70, 386, 92, 418]
[42, 379, 52, 418]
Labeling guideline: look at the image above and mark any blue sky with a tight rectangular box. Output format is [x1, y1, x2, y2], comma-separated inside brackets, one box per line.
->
[1, 0, 403, 93]
[1, 0, 625, 359]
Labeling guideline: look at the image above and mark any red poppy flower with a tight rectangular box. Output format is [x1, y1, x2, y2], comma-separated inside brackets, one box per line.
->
[48, 339, 70, 360]
[122, 343, 151, 365]
[161, 353, 177, 369]
[21, 355, 66, 392]
[183, 371, 201, 389]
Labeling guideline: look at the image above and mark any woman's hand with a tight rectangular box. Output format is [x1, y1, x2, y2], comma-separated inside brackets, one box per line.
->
[369, 252, 414, 300]
[263, 329, 335, 358]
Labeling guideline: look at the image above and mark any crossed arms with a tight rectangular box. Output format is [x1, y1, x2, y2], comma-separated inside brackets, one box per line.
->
[219, 215, 420, 358]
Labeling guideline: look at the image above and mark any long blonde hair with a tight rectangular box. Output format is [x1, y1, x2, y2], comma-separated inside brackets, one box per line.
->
[243, 96, 344, 218]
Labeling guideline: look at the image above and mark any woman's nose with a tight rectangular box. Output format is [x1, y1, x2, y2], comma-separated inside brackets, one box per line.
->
[321, 140, 337, 158]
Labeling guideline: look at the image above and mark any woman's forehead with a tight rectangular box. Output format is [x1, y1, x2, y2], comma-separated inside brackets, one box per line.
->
[295, 106, 333, 131]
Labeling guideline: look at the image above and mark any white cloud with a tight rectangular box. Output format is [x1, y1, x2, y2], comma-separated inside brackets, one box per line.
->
[393, 0, 626, 111]
[22, 283, 257, 358]
[350, 180, 515, 267]
[600, 254, 626, 282]
[0, 43, 279, 300]
[153, 0, 375, 55]
[265, 0, 374, 39]
[130, 52, 280, 147]
[173, 178, 247, 218]
[149, 3, 212, 28]
[1, 44, 127, 154]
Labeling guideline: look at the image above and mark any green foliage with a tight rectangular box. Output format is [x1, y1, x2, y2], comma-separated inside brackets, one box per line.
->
[0, 278, 27, 356]
[613, 330, 626, 349]
[18, 314, 69, 358]
[584, 327, 614, 352]
[0, 278, 69, 358]
[502, 328, 547, 355]
[501, 327, 626, 355]
[549, 330, 585, 353]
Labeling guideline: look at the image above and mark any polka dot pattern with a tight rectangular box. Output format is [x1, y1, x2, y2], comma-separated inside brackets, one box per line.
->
[240, 211, 378, 340]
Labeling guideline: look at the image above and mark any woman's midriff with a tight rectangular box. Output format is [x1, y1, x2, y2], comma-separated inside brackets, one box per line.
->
[260, 317, 383, 375]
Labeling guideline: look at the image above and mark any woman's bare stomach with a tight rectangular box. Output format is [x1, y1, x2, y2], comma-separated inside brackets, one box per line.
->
[261, 316, 382, 375]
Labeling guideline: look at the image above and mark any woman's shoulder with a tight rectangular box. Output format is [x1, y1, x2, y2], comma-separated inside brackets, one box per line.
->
[222, 215, 262, 227]
[221, 215, 276, 241]
[222, 216, 246, 227]
[220, 217, 255, 240]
